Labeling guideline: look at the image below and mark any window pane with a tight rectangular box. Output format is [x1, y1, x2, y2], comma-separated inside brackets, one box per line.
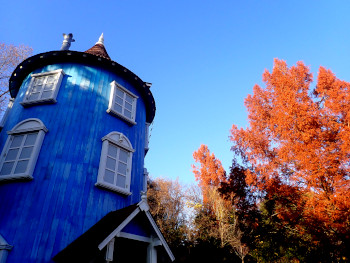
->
[24, 133, 38, 146]
[116, 174, 126, 188]
[125, 102, 132, 111]
[124, 110, 132, 119]
[32, 85, 43, 93]
[113, 104, 122, 114]
[118, 162, 127, 175]
[106, 157, 116, 171]
[0, 162, 14, 175]
[115, 96, 123, 105]
[5, 149, 19, 161]
[116, 88, 124, 98]
[34, 77, 45, 85]
[125, 94, 133, 104]
[41, 90, 53, 99]
[11, 135, 24, 148]
[29, 92, 40, 101]
[19, 147, 33, 159]
[104, 169, 115, 184]
[14, 160, 29, 174]
[46, 75, 56, 84]
[44, 84, 54, 91]
[119, 149, 128, 163]
[107, 144, 118, 158]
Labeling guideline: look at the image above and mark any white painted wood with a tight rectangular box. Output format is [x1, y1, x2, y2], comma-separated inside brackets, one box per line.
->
[119, 232, 152, 243]
[147, 240, 157, 263]
[143, 168, 148, 193]
[145, 210, 175, 261]
[0, 119, 48, 181]
[95, 132, 134, 194]
[0, 234, 12, 263]
[98, 207, 141, 250]
[0, 98, 14, 129]
[101, 132, 134, 152]
[107, 81, 138, 125]
[20, 69, 65, 106]
[105, 238, 115, 262]
[138, 199, 150, 212]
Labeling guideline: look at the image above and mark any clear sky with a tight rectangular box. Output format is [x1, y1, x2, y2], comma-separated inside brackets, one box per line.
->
[2, 1, 350, 185]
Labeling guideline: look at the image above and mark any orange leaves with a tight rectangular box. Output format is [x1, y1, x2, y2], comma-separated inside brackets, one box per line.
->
[192, 145, 227, 204]
[230, 59, 350, 232]
[192, 144, 226, 188]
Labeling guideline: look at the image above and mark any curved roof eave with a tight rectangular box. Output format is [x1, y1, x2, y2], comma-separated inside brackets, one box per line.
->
[9, 50, 156, 123]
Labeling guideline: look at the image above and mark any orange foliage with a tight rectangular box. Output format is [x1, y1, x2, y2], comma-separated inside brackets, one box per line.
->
[192, 145, 226, 202]
[230, 59, 350, 232]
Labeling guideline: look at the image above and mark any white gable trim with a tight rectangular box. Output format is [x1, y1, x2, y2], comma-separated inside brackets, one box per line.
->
[119, 232, 152, 243]
[144, 209, 175, 261]
[97, 200, 175, 261]
[98, 207, 140, 250]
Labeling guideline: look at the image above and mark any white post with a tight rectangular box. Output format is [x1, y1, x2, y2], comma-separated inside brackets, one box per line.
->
[105, 238, 115, 262]
[147, 238, 157, 263]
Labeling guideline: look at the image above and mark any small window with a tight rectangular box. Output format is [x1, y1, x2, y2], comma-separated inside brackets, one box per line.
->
[0, 119, 47, 181]
[96, 132, 134, 195]
[107, 81, 138, 125]
[21, 69, 65, 106]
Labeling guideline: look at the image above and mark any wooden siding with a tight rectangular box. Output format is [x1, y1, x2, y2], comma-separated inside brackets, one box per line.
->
[0, 62, 149, 262]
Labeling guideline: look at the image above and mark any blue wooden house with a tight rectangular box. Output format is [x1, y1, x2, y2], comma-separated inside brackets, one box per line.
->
[0, 34, 174, 263]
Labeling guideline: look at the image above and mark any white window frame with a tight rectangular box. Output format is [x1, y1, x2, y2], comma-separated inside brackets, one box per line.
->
[0, 98, 14, 130]
[0, 118, 47, 181]
[107, 81, 138, 125]
[21, 69, 65, 106]
[0, 234, 12, 263]
[95, 132, 134, 195]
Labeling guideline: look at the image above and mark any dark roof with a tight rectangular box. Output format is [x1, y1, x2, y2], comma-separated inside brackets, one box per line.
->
[85, 43, 111, 60]
[53, 204, 138, 263]
[8, 50, 156, 123]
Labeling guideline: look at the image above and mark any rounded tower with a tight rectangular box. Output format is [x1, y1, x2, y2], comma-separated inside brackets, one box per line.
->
[0, 34, 173, 263]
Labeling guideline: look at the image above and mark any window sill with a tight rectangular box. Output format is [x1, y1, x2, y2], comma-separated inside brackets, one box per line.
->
[106, 109, 137, 126]
[21, 98, 57, 107]
[95, 181, 132, 196]
[0, 174, 33, 182]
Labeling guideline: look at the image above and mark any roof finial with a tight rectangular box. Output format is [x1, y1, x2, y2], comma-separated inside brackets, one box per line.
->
[96, 33, 104, 45]
[61, 33, 75, 50]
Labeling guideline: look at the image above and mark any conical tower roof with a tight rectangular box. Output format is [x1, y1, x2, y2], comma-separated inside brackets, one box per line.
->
[85, 33, 111, 60]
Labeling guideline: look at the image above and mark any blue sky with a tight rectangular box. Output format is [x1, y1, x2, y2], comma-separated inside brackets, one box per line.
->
[2, 1, 350, 185]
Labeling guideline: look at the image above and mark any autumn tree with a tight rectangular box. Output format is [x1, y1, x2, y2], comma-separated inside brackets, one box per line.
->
[192, 146, 249, 262]
[230, 59, 350, 261]
[0, 43, 32, 109]
[192, 144, 227, 203]
[147, 177, 188, 248]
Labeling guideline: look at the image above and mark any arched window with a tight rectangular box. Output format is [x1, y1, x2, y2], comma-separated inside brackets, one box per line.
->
[0, 118, 47, 181]
[95, 132, 134, 195]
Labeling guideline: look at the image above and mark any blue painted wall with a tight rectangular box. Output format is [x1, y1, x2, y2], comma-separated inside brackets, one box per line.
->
[0, 62, 149, 262]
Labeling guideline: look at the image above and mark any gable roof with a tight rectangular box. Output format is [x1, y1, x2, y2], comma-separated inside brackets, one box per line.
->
[53, 201, 175, 262]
